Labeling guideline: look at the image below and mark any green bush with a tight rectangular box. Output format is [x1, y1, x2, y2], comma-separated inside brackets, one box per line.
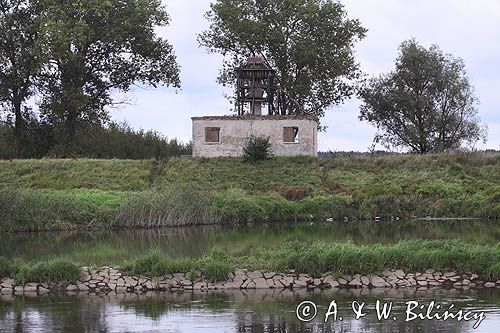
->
[0, 121, 191, 159]
[243, 135, 273, 162]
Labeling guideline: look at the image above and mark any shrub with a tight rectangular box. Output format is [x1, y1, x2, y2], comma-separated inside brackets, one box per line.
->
[0, 121, 192, 159]
[243, 135, 273, 162]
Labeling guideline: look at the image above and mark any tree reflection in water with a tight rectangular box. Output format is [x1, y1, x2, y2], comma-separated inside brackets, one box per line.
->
[1, 219, 499, 266]
[1, 288, 499, 332]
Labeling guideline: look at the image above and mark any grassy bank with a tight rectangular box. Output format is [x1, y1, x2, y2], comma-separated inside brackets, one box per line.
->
[0, 257, 80, 284]
[1, 152, 499, 231]
[123, 240, 500, 281]
[1, 240, 499, 283]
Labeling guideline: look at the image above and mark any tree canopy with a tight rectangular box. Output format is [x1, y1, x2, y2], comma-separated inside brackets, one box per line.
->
[39, 0, 180, 152]
[0, 0, 180, 156]
[359, 39, 486, 154]
[0, 0, 44, 157]
[198, 0, 367, 123]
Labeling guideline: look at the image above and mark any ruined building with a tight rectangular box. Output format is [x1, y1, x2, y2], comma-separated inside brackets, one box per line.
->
[192, 57, 318, 157]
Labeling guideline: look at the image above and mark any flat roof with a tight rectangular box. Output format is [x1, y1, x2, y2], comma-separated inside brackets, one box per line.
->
[191, 115, 318, 122]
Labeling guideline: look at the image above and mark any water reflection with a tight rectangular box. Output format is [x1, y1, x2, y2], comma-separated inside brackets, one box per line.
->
[1, 220, 499, 265]
[1, 288, 499, 332]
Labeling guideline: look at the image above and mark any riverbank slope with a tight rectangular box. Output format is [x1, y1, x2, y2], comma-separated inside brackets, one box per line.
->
[1, 152, 499, 231]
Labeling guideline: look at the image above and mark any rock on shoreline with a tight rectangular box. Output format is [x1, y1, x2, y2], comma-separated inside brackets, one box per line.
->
[1, 267, 499, 296]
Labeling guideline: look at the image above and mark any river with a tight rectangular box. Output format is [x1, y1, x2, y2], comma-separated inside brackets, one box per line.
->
[1, 219, 499, 332]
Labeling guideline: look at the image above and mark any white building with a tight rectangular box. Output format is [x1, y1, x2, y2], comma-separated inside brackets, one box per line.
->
[192, 115, 318, 157]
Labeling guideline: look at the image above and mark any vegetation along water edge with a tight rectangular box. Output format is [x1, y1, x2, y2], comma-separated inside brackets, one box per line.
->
[0, 240, 499, 293]
[0, 152, 499, 232]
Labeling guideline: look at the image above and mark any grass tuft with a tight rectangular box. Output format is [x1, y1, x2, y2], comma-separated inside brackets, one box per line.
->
[11, 258, 80, 284]
[0, 257, 12, 277]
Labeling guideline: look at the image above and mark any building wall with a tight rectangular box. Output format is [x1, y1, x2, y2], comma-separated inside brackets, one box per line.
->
[192, 116, 318, 157]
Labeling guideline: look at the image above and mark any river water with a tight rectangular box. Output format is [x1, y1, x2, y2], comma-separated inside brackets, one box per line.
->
[1, 288, 499, 332]
[1, 220, 498, 265]
[1, 220, 499, 332]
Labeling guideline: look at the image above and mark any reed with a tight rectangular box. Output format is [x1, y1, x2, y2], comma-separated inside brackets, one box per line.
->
[2, 240, 499, 284]
[272, 240, 500, 280]
[111, 185, 221, 227]
[0, 257, 81, 284]
[121, 240, 500, 282]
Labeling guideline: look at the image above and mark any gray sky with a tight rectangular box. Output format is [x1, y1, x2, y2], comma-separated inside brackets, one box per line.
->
[110, 0, 500, 151]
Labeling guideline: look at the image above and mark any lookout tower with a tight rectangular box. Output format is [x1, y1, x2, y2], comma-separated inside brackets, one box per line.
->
[191, 55, 318, 158]
[235, 57, 279, 115]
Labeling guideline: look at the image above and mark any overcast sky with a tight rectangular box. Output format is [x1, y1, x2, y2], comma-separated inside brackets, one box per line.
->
[110, 0, 500, 152]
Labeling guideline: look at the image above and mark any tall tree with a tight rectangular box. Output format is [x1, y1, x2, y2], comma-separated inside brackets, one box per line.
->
[0, 0, 43, 157]
[39, 0, 180, 153]
[198, 0, 366, 122]
[359, 39, 486, 154]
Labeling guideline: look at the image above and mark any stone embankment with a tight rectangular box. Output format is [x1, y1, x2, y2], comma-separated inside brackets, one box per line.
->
[1, 267, 499, 296]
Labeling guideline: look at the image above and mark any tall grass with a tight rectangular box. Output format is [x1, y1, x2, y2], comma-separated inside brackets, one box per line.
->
[0, 257, 80, 284]
[0, 189, 98, 232]
[2, 240, 499, 283]
[201, 249, 232, 282]
[112, 185, 221, 227]
[0, 153, 499, 232]
[272, 240, 500, 280]
[122, 248, 232, 282]
[121, 240, 500, 282]
[0, 186, 221, 231]
[0, 257, 11, 277]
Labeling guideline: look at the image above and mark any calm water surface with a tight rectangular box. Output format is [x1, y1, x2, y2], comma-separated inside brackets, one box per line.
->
[1, 288, 500, 332]
[1, 220, 499, 332]
[1, 220, 499, 265]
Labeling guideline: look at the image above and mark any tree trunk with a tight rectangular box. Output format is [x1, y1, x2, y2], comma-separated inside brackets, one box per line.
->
[14, 98, 22, 159]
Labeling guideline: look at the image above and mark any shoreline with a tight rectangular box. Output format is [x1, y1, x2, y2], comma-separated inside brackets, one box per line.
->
[1, 154, 499, 233]
[1, 217, 498, 235]
[2, 267, 499, 297]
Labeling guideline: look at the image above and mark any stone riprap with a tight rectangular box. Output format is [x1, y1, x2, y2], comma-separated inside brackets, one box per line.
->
[1, 267, 499, 296]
